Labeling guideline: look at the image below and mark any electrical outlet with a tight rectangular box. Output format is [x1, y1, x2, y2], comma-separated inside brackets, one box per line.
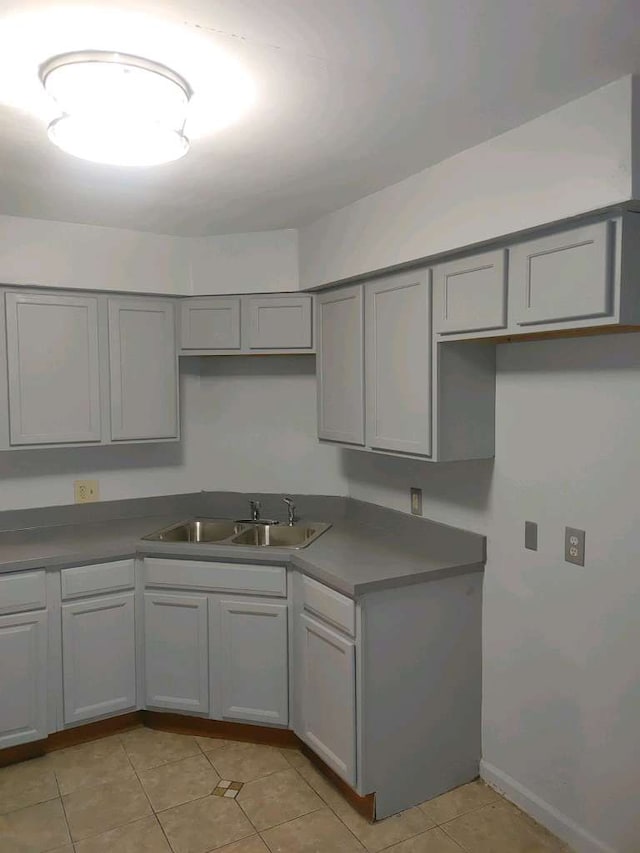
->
[410, 487, 423, 516]
[74, 479, 99, 504]
[565, 527, 585, 566]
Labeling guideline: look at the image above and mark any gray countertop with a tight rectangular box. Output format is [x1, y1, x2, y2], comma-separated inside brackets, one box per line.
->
[0, 494, 485, 597]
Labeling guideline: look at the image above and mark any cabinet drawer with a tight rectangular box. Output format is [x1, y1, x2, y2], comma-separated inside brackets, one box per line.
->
[434, 249, 507, 334]
[0, 570, 46, 615]
[510, 221, 614, 326]
[302, 576, 355, 636]
[144, 558, 286, 597]
[61, 560, 135, 600]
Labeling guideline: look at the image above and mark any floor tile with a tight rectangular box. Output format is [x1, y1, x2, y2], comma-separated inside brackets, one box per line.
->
[335, 804, 434, 853]
[74, 815, 171, 853]
[207, 741, 291, 783]
[217, 836, 270, 852]
[48, 847, 74, 853]
[384, 826, 464, 852]
[49, 735, 135, 795]
[158, 794, 254, 853]
[194, 736, 236, 754]
[419, 780, 500, 825]
[238, 768, 323, 831]
[0, 756, 58, 815]
[441, 801, 569, 852]
[287, 753, 349, 813]
[63, 775, 152, 841]
[0, 798, 71, 853]
[120, 728, 201, 772]
[138, 753, 220, 812]
[261, 807, 365, 852]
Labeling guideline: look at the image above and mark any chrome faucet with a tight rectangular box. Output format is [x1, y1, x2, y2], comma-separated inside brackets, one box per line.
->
[249, 499, 261, 522]
[283, 496, 297, 526]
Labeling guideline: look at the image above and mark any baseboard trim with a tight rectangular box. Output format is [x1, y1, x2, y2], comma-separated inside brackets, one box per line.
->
[480, 760, 617, 853]
[0, 739, 46, 768]
[142, 711, 300, 748]
[46, 711, 144, 752]
[300, 741, 375, 822]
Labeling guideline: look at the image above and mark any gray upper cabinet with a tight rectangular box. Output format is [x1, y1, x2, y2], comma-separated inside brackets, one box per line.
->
[144, 591, 209, 714]
[216, 598, 289, 725]
[0, 609, 48, 748]
[244, 295, 312, 350]
[434, 249, 507, 334]
[511, 221, 614, 326]
[62, 592, 137, 724]
[179, 294, 314, 354]
[5, 292, 102, 446]
[316, 285, 365, 446]
[180, 297, 241, 351]
[108, 298, 178, 441]
[365, 271, 432, 456]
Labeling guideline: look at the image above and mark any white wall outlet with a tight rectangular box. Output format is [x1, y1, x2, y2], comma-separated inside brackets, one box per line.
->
[74, 479, 100, 504]
[565, 526, 585, 566]
[410, 487, 423, 516]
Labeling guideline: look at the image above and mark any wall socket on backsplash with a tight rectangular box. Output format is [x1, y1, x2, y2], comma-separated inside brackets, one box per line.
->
[410, 487, 423, 516]
[74, 479, 100, 504]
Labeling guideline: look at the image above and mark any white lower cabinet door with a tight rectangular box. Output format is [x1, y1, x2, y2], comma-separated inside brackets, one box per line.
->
[0, 610, 48, 748]
[217, 599, 289, 725]
[144, 592, 209, 714]
[62, 593, 136, 724]
[300, 613, 356, 785]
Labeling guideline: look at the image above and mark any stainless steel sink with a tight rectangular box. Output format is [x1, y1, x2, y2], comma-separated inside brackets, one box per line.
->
[142, 518, 331, 549]
[230, 523, 331, 549]
[142, 519, 247, 543]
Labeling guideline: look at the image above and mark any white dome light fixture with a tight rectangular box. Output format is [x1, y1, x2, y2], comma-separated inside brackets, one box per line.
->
[40, 51, 192, 167]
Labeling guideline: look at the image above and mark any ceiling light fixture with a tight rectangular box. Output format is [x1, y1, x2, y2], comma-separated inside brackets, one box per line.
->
[40, 50, 192, 167]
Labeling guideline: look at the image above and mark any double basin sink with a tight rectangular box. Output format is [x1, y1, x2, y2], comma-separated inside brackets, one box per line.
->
[143, 518, 331, 550]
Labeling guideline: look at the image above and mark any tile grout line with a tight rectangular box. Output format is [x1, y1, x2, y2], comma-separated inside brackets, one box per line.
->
[125, 735, 179, 852]
[51, 766, 74, 851]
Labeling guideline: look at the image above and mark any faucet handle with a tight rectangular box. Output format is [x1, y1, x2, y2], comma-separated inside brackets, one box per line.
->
[249, 499, 261, 521]
[283, 496, 297, 525]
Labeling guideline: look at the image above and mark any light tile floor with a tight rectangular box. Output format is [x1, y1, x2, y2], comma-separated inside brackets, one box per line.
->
[0, 728, 570, 853]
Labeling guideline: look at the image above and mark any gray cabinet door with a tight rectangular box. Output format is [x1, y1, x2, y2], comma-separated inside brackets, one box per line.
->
[5, 292, 101, 445]
[245, 296, 313, 350]
[217, 599, 288, 725]
[511, 221, 614, 326]
[144, 592, 209, 714]
[108, 298, 178, 441]
[317, 286, 365, 445]
[365, 271, 432, 456]
[434, 249, 507, 334]
[0, 610, 47, 748]
[300, 613, 356, 785]
[180, 297, 241, 350]
[61, 592, 136, 724]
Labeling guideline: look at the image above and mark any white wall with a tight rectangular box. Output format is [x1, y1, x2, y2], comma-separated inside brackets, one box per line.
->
[344, 333, 640, 852]
[298, 76, 634, 288]
[189, 230, 299, 294]
[0, 214, 192, 294]
[0, 356, 346, 512]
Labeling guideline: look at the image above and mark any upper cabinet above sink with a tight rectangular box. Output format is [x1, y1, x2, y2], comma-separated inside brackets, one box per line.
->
[179, 294, 314, 355]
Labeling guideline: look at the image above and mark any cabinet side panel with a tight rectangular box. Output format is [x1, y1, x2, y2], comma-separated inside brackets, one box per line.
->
[361, 574, 482, 819]
[434, 341, 496, 461]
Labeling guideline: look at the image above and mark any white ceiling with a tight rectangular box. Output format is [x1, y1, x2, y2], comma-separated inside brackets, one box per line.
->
[0, 0, 639, 237]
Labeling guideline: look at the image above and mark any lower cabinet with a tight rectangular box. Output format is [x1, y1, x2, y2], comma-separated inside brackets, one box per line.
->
[0, 610, 48, 748]
[61, 593, 136, 724]
[216, 599, 289, 725]
[144, 592, 210, 714]
[299, 612, 356, 786]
